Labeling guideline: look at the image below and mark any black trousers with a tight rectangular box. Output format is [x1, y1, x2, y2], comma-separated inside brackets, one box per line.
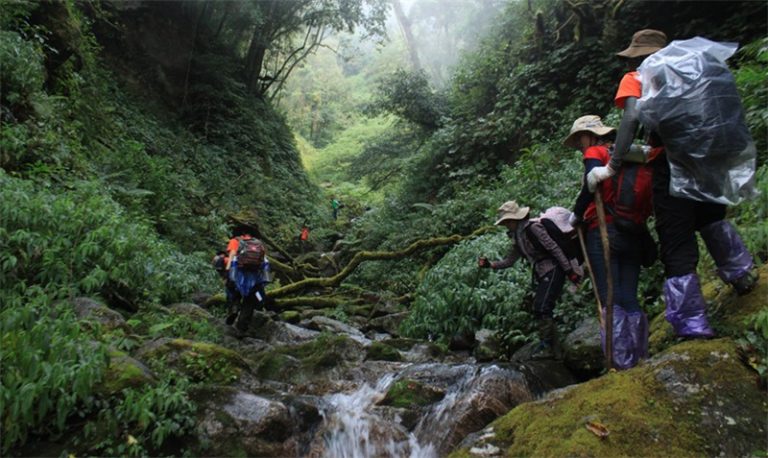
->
[652, 155, 726, 277]
[532, 266, 566, 319]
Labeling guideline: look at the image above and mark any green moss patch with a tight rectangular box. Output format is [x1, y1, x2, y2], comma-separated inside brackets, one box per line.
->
[140, 338, 245, 384]
[380, 379, 445, 408]
[253, 334, 362, 382]
[97, 350, 154, 395]
[365, 342, 402, 361]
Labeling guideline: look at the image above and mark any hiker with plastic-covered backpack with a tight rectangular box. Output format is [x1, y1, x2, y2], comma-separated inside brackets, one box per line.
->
[566, 115, 655, 369]
[478, 201, 584, 360]
[587, 30, 758, 340]
[225, 225, 271, 333]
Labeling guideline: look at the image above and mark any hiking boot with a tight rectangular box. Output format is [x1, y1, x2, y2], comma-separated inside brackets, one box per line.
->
[225, 305, 239, 325]
[732, 269, 759, 296]
[531, 317, 560, 360]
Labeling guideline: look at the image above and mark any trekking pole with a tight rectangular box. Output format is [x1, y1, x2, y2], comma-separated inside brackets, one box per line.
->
[593, 190, 614, 371]
[576, 225, 604, 330]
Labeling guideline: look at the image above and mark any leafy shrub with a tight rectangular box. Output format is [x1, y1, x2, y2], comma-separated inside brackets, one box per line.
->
[0, 289, 109, 453]
[400, 232, 535, 349]
[0, 171, 212, 306]
[78, 374, 196, 457]
[737, 308, 768, 387]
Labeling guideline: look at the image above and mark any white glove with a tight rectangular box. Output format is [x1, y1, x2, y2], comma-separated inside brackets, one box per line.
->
[587, 165, 615, 192]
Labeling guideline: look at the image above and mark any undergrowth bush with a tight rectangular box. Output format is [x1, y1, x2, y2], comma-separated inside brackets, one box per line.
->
[0, 289, 108, 453]
[78, 373, 196, 457]
[0, 171, 211, 305]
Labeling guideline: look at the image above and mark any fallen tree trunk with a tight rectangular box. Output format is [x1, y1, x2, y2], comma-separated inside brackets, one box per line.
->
[270, 227, 494, 298]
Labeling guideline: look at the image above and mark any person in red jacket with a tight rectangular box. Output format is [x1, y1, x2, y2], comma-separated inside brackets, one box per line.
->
[566, 115, 651, 369]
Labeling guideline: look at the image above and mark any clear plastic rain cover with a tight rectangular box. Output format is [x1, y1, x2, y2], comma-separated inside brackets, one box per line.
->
[637, 37, 757, 205]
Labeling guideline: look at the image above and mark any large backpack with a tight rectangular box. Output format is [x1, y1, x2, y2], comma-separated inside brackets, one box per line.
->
[236, 238, 266, 271]
[609, 162, 653, 234]
[637, 37, 756, 205]
[529, 218, 584, 265]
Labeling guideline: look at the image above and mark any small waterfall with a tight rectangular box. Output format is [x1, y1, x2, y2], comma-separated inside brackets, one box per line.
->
[319, 374, 437, 458]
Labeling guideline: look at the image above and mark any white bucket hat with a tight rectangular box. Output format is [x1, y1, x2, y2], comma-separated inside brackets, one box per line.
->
[494, 201, 530, 225]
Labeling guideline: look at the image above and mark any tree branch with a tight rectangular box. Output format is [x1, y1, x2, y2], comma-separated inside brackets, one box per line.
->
[269, 226, 495, 298]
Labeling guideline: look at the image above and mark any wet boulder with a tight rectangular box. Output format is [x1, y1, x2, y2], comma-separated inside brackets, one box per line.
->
[412, 365, 537, 455]
[253, 334, 365, 384]
[473, 329, 504, 362]
[368, 312, 409, 337]
[562, 316, 603, 378]
[193, 387, 296, 457]
[365, 342, 403, 362]
[307, 315, 370, 345]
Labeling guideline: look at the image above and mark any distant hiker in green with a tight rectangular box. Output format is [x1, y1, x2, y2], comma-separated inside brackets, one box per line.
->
[478, 201, 583, 359]
[588, 29, 759, 340]
[331, 197, 341, 220]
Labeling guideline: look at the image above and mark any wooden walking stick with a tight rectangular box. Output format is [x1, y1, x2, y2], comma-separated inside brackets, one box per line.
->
[576, 225, 604, 330]
[593, 190, 614, 370]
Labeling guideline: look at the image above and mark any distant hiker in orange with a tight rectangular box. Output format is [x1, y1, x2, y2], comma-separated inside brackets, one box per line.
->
[225, 225, 271, 333]
[299, 223, 310, 253]
[588, 29, 759, 340]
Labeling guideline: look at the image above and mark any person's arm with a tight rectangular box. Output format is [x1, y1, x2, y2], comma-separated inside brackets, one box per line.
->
[528, 223, 572, 273]
[608, 97, 640, 170]
[572, 158, 605, 221]
[480, 245, 521, 269]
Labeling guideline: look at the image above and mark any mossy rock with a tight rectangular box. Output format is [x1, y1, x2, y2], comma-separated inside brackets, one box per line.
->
[451, 338, 767, 457]
[380, 379, 445, 409]
[649, 264, 767, 354]
[365, 342, 403, 361]
[96, 349, 155, 396]
[253, 334, 363, 382]
[279, 310, 301, 323]
[137, 338, 246, 384]
[205, 293, 227, 308]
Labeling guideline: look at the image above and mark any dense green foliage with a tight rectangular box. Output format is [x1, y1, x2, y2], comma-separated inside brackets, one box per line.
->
[1, 0, 766, 453]
[0, 1, 328, 454]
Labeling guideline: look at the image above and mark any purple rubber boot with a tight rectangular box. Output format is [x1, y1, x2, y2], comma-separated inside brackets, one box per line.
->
[601, 306, 646, 370]
[627, 310, 649, 362]
[700, 220, 755, 290]
[664, 274, 714, 338]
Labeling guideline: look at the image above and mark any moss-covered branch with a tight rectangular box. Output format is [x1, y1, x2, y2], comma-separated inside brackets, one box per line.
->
[270, 227, 495, 298]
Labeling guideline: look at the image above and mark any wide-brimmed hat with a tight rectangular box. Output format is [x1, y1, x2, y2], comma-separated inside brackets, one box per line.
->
[563, 115, 616, 149]
[494, 201, 530, 225]
[617, 29, 667, 58]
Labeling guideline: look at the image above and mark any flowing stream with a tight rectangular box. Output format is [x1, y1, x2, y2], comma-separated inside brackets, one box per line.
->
[317, 363, 519, 457]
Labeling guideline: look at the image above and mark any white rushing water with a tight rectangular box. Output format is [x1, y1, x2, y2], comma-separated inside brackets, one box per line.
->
[320, 373, 437, 458]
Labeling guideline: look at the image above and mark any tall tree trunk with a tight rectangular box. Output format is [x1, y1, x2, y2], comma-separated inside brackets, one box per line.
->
[182, 2, 208, 109]
[245, 0, 278, 94]
[392, 0, 421, 70]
